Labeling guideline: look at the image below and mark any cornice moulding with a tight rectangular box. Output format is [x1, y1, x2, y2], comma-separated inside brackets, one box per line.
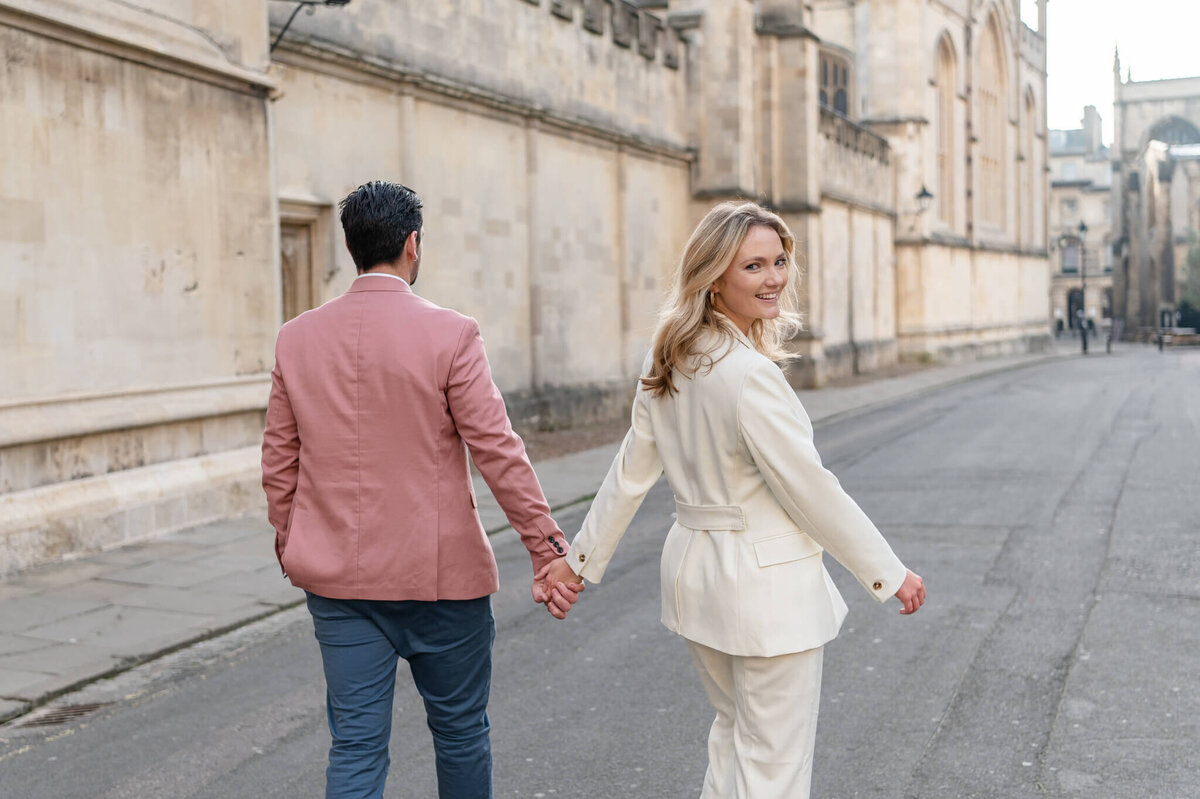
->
[0, 377, 272, 449]
[271, 42, 693, 164]
[0, 0, 274, 95]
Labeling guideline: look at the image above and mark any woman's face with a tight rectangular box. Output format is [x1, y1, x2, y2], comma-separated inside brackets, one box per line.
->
[711, 225, 788, 335]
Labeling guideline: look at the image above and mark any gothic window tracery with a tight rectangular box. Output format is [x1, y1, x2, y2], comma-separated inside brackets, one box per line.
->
[1023, 88, 1038, 244]
[935, 35, 957, 227]
[820, 50, 852, 117]
[977, 13, 1008, 230]
[1146, 117, 1200, 146]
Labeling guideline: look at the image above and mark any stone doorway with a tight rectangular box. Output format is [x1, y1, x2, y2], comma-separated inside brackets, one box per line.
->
[278, 200, 333, 322]
[280, 220, 313, 322]
[1067, 288, 1084, 329]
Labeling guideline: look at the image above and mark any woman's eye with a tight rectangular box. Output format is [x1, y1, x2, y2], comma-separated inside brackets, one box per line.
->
[775, 258, 787, 267]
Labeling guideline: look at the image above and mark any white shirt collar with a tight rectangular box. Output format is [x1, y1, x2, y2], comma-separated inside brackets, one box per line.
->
[355, 272, 409, 286]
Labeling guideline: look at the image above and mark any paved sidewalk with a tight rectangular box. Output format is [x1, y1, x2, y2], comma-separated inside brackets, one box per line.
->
[0, 344, 1075, 723]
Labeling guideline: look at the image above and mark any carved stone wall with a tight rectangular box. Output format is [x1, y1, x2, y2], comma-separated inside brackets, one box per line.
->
[0, 0, 276, 576]
[2, 0, 1057, 574]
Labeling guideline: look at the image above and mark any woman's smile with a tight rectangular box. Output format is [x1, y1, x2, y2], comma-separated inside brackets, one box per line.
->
[711, 225, 789, 334]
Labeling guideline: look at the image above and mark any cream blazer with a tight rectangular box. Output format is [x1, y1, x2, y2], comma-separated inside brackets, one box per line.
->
[568, 326, 907, 657]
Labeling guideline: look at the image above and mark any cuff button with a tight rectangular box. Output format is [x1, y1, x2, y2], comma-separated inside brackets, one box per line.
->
[578, 554, 586, 562]
[872, 581, 883, 591]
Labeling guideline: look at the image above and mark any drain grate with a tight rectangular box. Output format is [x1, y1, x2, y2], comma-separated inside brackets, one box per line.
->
[15, 702, 112, 728]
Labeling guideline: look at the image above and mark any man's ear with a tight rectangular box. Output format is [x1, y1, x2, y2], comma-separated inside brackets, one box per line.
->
[406, 231, 420, 259]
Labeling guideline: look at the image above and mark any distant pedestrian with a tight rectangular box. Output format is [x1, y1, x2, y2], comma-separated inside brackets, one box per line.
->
[262, 180, 581, 799]
[538, 201, 925, 799]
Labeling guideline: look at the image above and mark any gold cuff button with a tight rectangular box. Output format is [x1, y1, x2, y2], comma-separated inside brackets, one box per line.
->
[872, 581, 883, 591]
[578, 554, 586, 562]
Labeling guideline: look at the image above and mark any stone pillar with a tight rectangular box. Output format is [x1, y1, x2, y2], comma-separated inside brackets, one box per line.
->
[754, 2, 826, 386]
[757, 1, 821, 212]
[684, 0, 760, 197]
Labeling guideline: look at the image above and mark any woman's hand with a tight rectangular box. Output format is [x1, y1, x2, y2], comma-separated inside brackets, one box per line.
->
[532, 557, 586, 619]
[894, 569, 926, 615]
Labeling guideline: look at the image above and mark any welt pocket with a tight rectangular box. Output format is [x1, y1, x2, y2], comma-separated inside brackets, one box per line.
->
[752, 531, 822, 567]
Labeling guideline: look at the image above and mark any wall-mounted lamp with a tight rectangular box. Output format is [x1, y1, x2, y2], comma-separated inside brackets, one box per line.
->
[915, 184, 934, 215]
[269, 0, 352, 54]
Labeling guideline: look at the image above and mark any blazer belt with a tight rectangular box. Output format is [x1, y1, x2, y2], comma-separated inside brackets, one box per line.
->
[675, 501, 747, 531]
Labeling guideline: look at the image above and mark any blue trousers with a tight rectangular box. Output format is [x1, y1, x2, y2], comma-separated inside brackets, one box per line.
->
[305, 592, 496, 799]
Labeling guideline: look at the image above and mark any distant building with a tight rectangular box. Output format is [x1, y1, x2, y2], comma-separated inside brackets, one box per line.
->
[1048, 106, 1114, 336]
[1111, 52, 1200, 333]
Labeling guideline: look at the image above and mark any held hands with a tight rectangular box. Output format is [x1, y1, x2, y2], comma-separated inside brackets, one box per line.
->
[894, 569, 926, 615]
[531, 557, 586, 620]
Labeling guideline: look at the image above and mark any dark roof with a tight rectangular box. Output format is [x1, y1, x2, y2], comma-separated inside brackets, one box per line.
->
[1050, 128, 1089, 154]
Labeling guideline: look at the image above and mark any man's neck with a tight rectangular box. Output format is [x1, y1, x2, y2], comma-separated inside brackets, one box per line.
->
[361, 261, 413, 282]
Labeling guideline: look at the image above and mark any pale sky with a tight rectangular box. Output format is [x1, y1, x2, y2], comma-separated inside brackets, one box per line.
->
[1024, 0, 1200, 143]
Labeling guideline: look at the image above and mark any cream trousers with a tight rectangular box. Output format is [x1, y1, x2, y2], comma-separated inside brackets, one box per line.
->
[687, 641, 824, 799]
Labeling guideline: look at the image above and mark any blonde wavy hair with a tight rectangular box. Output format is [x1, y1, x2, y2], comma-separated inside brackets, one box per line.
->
[641, 202, 802, 398]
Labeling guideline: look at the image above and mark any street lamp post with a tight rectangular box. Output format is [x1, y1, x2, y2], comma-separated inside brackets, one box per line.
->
[269, 0, 352, 54]
[1078, 220, 1088, 354]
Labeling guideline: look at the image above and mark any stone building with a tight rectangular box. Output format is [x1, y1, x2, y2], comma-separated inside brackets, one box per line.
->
[0, 0, 1049, 574]
[1111, 53, 1200, 333]
[1048, 106, 1113, 336]
[811, 0, 1051, 363]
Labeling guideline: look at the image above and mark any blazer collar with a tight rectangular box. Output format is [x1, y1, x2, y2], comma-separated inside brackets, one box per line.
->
[710, 312, 755, 350]
[347, 273, 413, 294]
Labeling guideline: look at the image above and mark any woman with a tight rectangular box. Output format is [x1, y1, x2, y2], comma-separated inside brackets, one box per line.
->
[538, 201, 925, 798]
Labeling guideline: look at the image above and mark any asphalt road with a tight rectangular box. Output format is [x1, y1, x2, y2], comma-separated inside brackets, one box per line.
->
[1, 347, 1196, 799]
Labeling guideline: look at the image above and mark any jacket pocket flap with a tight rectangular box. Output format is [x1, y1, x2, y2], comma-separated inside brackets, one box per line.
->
[753, 532, 822, 567]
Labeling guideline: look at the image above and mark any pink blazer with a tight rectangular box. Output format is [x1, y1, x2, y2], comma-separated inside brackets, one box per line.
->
[262, 275, 566, 601]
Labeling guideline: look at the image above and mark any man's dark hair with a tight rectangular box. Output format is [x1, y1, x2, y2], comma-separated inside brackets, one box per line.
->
[338, 181, 423, 272]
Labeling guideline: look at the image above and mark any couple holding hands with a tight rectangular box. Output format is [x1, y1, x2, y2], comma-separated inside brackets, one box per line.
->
[262, 181, 925, 799]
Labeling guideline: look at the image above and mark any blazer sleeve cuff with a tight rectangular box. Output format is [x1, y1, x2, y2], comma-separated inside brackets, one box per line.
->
[863, 558, 908, 603]
[566, 541, 607, 583]
[527, 518, 569, 572]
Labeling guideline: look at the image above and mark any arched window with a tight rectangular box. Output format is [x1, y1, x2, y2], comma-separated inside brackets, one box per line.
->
[820, 50, 853, 117]
[1022, 88, 1037, 244]
[1146, 117, 1200, 146]
[935, 36, 957, 227]
[977, 13, 1007, 230]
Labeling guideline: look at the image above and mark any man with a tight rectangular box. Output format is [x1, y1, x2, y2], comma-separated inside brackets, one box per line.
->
[262, 181, 580, 799]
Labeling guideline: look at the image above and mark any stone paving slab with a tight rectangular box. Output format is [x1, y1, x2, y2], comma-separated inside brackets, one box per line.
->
[0, 634, 47, 658]
[27, 579, 136, 603]
[113, 585, 271, 616]
[2, 560, 114, 589]
[0, 596, 108, 635]
[83, 541, 205, 566]
[163, 519, 260, 546]
[0, 640, 121, 679]
[20, 605, 212, 651]
[258, 585, 307, 608]
[190, 567, 292, 600]
[176, 550, 274, 573]
[0, 344, 1074, 723]
[100, 559, 232, 589]
[0, 667, 53, 698]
